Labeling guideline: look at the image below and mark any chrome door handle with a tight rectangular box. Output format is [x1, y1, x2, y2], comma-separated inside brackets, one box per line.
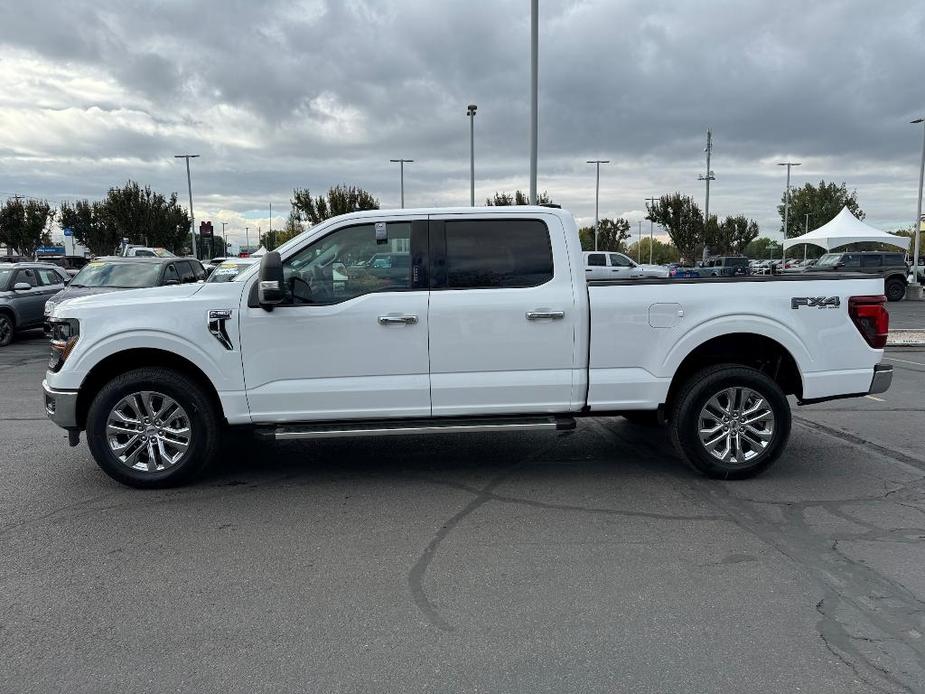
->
[378, 314, 418, 325]
[526, 310, 565, 321]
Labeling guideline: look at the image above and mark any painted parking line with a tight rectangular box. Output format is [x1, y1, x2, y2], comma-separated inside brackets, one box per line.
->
[864, 395, 886, 402]
[883, 356, 925, 367]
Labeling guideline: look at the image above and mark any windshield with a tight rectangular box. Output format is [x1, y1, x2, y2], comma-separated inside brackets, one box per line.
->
[815, 253, 842, 267]
[70, 261, 161, 288]
[207, 261, 254, 283]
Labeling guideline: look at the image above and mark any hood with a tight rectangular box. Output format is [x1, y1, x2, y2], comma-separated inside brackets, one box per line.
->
[50, 283, 205, 316]
[48, 286, 123, 305]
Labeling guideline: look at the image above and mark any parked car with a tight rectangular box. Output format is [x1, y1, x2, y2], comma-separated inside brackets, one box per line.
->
[584, 251, 668, 280]
[43, 256, 208, 327]
[812, 251, 908, 301]
[119, 245, 176, 258]
[43, 207, 892, 488]
[0, 262, 70, 346]
[206, 257, 258, 283]
[692, 256, 750, 277]
[40, 255, 91, 277]
[667, 263, 698, 278]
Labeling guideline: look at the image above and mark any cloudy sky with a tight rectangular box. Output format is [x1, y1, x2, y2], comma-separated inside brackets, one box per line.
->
[1, 0, 923, 247]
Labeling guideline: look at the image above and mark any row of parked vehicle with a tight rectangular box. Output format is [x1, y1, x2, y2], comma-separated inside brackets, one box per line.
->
[0, 252, 258, 347]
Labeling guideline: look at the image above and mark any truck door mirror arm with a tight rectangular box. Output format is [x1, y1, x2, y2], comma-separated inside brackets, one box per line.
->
[258, 251, 286, 310]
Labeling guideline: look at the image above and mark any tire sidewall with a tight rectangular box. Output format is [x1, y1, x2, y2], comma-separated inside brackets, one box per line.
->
[885, 279, 905, 302]
[0, 314, 13, 347]
[86, 369, 217, 488]
[673, 367, 791, 479]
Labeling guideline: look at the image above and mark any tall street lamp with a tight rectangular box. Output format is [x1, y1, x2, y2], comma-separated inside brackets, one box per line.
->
[529, 0, 538, 205]
[467, 105, 477, 206]
[777, 161, 801, 263]
[587, 160, 610, 251]
[390, 159, 413, 208]
[698, 130, 715, 262]
[908, 118, 925, 300]
[174, 154, 200, 258]
[645, 197, 658, 265]
[637, 220, 643, 263]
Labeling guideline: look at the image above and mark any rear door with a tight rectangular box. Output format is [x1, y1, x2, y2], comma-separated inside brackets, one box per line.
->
[427, 215, 579, 416]
[585, 252, 608, 280]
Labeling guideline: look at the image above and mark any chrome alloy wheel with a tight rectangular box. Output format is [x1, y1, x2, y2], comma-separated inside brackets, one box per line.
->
[105, 391, 191, 472]
[697, 387, 775, 464]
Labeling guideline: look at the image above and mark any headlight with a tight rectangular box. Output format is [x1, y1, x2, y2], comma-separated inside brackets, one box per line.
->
[48, 318, 80, 372]
[44, 301, 56, 316]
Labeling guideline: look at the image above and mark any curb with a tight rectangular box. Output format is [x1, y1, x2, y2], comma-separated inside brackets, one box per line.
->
[887, 329, 925, 346]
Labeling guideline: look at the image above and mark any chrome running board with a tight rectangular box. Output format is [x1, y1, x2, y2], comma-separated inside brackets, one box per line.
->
[263, 415, 576, 441]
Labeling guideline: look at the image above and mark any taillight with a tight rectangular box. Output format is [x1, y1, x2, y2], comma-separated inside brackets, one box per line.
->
[848, 295, 889, 349]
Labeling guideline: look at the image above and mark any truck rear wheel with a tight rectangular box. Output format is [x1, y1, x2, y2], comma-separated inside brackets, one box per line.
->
[669, 365, 790, 479]
[86, 367, 220, 488]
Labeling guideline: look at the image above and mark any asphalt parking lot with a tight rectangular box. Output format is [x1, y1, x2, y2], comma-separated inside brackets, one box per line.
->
[2, 333, 925, 693]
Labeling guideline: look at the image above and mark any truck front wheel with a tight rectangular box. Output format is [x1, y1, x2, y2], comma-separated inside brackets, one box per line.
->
[669, 365, 791, 479]
[86, 367, 220, 488]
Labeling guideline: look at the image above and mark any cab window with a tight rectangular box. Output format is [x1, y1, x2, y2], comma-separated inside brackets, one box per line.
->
[610, 253, 634, 267]
[36, 268, 65, 286]
[860, 255, 882, 268]
[13, 268, 38, 287]
[163, 264, 180, 284]
[587, 253, 606, 267]
[282, 222, 413, 304]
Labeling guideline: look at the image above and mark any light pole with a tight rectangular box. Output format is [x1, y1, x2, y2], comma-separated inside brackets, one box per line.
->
[777, 161, 801, 263]
[529, 0, 538, 205]
[467, 104, 477, 206]
[587, 160, 610, 251]
[390, 159, 413, 208]
[637, 220, 643, 262]
[645, 196, 658, 264]
[698, 130, 715, 262]
[174, 154, 200, 258]
[803, 213, 810, 262]
[221, 222, 228, 257]
[245, 227, 249, 254]
[908, 118, 925, 300]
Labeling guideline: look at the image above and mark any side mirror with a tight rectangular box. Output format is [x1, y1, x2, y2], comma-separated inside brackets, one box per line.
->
[13, 282, 31, 291]
[258, 251, 285, 310]
[63, 279, 70, 286]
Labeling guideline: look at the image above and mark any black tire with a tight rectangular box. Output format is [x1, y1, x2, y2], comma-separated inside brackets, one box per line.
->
[0, 312, 13, 347]
[86, 367, 220, 488]
[669, 365, 791, 480]
[622, 411, 662, 427]
[885, 277, 906, 302]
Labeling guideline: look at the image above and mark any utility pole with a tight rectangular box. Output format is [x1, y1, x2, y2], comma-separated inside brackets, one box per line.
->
[908, 118, 925, 300]
[390, 159, 413, 208]
[245, 227, 249, 254]
[587, 160, 609, 251]
[777, 161, 801, 264]
[645, 196, 658, 265]
[467, 104, 477, 206]
[698, 130, 715, 262]
[174, 154, 200, 258]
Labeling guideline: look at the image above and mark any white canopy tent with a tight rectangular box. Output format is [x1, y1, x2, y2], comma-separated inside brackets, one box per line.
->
[783, 206, 907, 251]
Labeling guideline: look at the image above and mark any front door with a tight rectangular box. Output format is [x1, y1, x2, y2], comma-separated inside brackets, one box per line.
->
[427, 214, 579, 416]
[239, 218, 431, 423]
[11, 268, 48, 328]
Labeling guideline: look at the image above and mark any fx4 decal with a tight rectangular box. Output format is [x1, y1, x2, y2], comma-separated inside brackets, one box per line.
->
[791, 296, 840, 310]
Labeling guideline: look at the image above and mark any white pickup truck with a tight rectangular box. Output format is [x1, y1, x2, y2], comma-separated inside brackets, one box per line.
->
[43, 206, 892, 487]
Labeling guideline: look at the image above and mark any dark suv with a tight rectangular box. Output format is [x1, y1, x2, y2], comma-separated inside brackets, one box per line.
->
[0, 263, 71, 346]
[813, 251, 908, 301]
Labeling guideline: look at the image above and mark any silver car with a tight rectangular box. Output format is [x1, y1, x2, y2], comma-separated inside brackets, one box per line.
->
[0, 263, 70, 346]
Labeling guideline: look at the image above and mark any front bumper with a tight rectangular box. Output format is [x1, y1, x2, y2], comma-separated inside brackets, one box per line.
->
[42, 379, 79, 429]
[868, 363, 893, 395]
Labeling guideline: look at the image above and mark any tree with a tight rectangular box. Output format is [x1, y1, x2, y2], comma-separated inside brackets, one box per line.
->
[578, 217, 631, 251]
[59, 182, 191, 256]
[707, 215, 760, 255]
[291, 185, 379, 226]
[742, 237, 781, 260]
[626, 237, 680, 264]
[485, 190, 554, 206]
[0, 197, 54, 256]
[779, 180, 864, 239]
[646, 193, 703, 262]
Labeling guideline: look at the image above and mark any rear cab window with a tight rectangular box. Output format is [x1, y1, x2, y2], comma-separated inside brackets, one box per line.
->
[442, 219, 553, 289]
[587, 253, 606, 267]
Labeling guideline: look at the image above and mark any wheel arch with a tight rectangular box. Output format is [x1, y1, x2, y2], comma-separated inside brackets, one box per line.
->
[75, 348, 225, 430]
[664, 333, 803, 411]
